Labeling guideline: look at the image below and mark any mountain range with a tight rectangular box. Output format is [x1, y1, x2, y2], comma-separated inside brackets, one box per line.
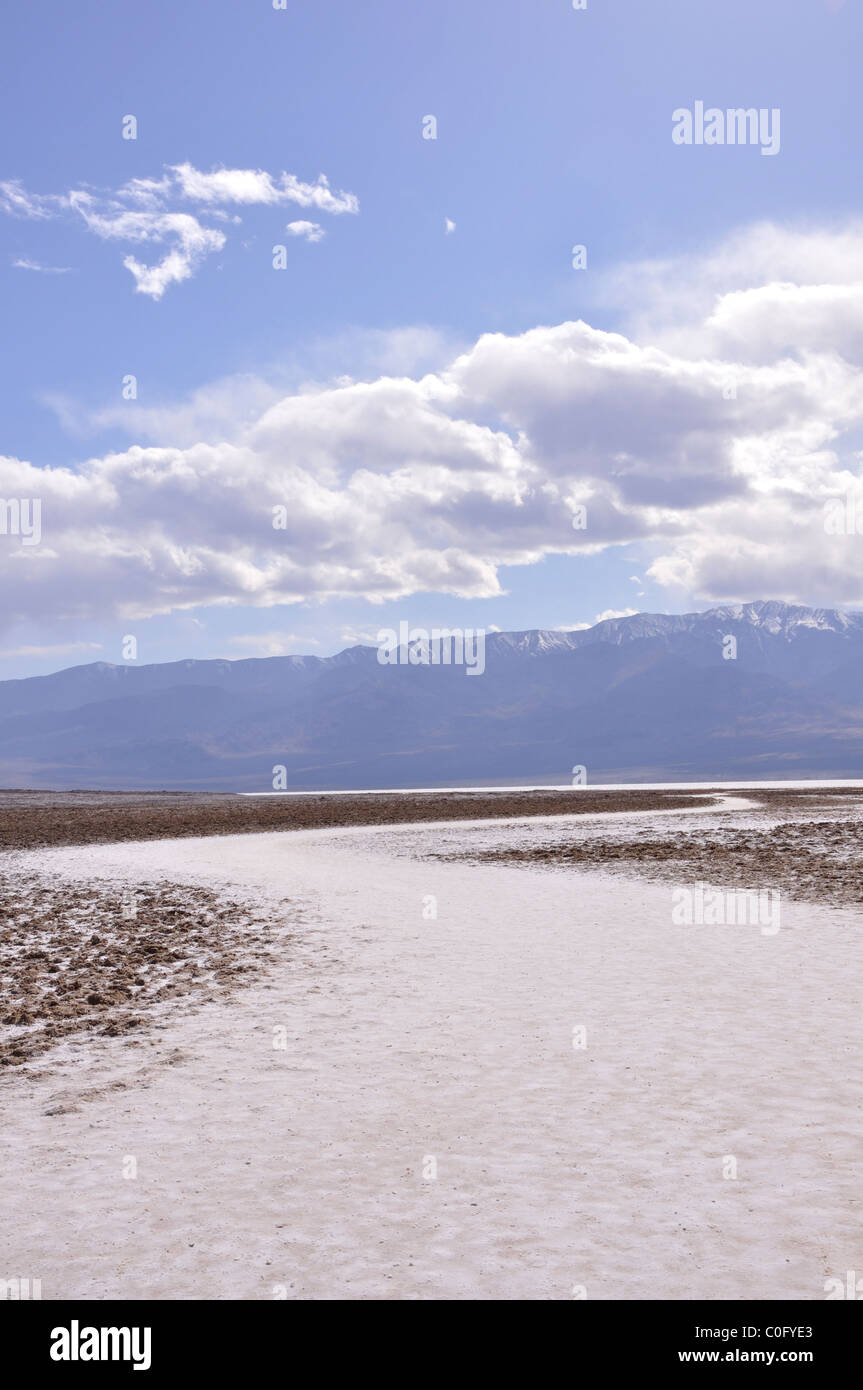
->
[2, 600, 862, 789]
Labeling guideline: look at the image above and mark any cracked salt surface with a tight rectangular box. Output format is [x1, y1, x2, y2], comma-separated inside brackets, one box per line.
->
[1, 795, 861, 1300]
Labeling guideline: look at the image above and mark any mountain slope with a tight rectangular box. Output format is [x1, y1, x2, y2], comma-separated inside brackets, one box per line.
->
[2, 601, 862, 789]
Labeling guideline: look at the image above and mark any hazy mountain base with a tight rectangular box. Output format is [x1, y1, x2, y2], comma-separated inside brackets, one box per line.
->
[3, 601, 863, 788]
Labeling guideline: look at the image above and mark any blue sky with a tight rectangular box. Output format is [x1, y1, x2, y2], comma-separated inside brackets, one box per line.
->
[1, 0, 862, 678]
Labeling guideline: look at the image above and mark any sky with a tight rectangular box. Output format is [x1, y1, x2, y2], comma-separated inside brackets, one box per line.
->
[1, 0, 862, 679]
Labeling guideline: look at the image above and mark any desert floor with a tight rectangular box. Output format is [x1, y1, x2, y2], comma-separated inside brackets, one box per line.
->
[1, 789, 861, 1299]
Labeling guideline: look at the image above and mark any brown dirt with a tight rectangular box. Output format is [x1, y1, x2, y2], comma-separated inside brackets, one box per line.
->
[432, 811, 863, 910]
[0, 874, 286, 1068]
[0, 787, 711, 850]
[2, 786, 859, 1070]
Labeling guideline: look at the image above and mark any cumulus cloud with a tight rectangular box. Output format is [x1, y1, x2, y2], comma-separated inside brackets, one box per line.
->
[6, 219, 863, 629]
[594, 608, 639, 623]
[557, 609, 639, 631]
[42, 329, 461, 447]
[0, 162, 358, 298]
[599, 220, 863, 358]
[285, 220, 325, 243]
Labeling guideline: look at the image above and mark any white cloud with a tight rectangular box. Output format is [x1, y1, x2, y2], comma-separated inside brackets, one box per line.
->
[12, 257, 73, 274]
[7, 219, 863, 628]
[0, 180, 63, 219]
[445, 218, 456, 235]
[599, 220, 863, 359]
[42, 331, 462, 446]
[168, 163, 357, 214]
[66, 199, 228, 299]
[0, 640, 102, 659]
[556, 610, 639, 631]
[286, 220, 325, 243]
[0, 163, 358, 298]
[337, 626, 383, 646]
[594, 608, 638, 623]
[228, 631, 320, 656]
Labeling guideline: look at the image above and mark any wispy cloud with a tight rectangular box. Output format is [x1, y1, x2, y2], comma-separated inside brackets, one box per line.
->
[0, 181, 62, 219]
[0, 640, 102, 659]
[0, 162, 359, 299]
[12, 256, 73, 274]
[228, 631, 320, 657]
[164, 164, 357, 213]
[83, 204, 227, 300]
[337, 626, 385, 646]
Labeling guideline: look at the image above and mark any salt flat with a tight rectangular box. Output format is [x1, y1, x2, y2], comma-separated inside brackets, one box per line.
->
[1, 802, 861, 1300]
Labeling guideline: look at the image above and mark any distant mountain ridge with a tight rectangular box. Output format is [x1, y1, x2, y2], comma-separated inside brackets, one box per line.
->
[2, 601, 863, 789]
